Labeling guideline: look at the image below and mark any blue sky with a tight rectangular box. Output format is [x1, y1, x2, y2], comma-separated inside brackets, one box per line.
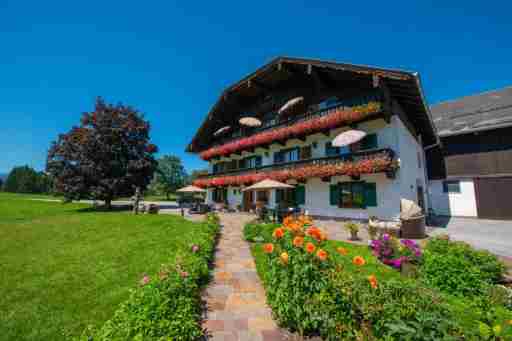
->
[1, 1, 511, 174]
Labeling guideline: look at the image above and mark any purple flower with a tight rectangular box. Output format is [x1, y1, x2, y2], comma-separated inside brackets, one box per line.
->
[391, 258, 402, 268]
[414, 250, 421, 257]
[383, 248, 393, 256]
[383, 233, 390, 241]
[191, 244, 200, 253]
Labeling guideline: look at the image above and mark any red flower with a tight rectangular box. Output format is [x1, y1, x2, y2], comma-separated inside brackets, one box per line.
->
[273, 228, 285, 239]
[263, 243, 274, 254]
[305, 242, 316, 254]
[200, 102, 382, 160]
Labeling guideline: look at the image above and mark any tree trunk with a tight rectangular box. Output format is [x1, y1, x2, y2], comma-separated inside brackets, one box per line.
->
[166, 191, 170, 201]
[105, 199, 112, 210]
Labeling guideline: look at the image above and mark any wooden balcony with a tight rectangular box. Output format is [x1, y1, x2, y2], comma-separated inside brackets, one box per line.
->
[194, 148, 397, 188]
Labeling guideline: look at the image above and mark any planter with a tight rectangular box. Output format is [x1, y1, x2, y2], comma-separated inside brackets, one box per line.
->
[400, 215, 426, 239]
[350, 231, 359, 241]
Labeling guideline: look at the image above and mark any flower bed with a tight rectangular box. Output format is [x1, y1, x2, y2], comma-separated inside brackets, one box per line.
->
[79, 213, 221, 341]
[200, 102, 382, 160]
[194, 153, 396, 188]
[247, 217, 512, 340]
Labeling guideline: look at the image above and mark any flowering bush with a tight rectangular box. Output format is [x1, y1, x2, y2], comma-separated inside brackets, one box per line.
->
[193, 152, 397, 188]
[370, 233, 422, 270]
[200, 102, 383, 160]
[80, 213, 221, 340]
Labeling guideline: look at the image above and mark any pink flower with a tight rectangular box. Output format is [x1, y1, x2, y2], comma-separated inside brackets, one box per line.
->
[180, 271, 189, 278]
[191, 244, 200, 253]
[140, 274, 150, 286]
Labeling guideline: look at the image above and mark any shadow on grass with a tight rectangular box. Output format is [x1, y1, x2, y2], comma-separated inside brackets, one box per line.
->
[75, 204, 133, 213]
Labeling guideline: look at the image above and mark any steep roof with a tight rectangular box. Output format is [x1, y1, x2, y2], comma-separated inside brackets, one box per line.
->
[186, 56, 438, 152]
[430, 86, 512, 137]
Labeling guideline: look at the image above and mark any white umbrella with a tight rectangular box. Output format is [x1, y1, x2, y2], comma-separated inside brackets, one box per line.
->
[242, 179, 294, 191]
[278, 96, 304, 114]
[177, 185, 206, 193]
[239, 117, 262, 127]
[331, 130, 367, 147]
[213, 125, 231, 136]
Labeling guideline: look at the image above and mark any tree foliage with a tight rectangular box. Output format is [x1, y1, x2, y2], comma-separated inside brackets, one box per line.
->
[152, 155, 188, 199]
[46, 98, 158, 207]
[3, 166, 52, 193]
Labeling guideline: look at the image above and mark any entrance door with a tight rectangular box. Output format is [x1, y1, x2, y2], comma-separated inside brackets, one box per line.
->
[243, 191, 254, 212]
[417, 185, 425, 213]
[475, 177, 512, 219]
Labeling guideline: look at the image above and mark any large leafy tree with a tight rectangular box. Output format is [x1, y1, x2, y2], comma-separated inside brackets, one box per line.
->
[46, 98, 158, 208]
[152, 155, 188, 200]
[3, 166, 51, 193]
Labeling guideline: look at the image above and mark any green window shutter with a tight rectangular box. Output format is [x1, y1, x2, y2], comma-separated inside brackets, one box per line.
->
[295, 185, 305, 205]
[364, 182, 377, 207]
[329, 184, 339, 206]
[255, 156, 262, 167]
[361, 133, 378, 150]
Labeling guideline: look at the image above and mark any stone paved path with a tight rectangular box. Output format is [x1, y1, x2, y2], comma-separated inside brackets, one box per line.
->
[202, 213, 289, 341]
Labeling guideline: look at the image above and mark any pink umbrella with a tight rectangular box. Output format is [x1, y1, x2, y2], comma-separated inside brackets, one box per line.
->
[278, 96, 304, 114]
[331, 130, 367, 147]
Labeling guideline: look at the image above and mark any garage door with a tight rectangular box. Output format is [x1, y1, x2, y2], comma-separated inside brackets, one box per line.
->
[475, 177, 512, 219]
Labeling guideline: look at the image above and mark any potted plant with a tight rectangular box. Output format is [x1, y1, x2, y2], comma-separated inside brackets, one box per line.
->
[345, 221, 360, 241]
[366, 222, 378, 245]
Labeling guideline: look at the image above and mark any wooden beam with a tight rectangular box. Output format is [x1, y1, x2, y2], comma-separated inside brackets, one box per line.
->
[247, 79, 271, 92]
[321, 177, 331, 183]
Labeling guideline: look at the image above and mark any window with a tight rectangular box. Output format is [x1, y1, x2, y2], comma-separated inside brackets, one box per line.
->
[300, 146, 312, 160]
[351, 133, 378, 152]
[241, 156, 262, 169]
[443, 180, 461, 193]
[212, 188, 227, 203]
[329, 182, 377, 208]
[256, 190, 268, 203]
[274, 148, 299, 164]
[325, 142, 352, 157]
[276, 185, 305, 206]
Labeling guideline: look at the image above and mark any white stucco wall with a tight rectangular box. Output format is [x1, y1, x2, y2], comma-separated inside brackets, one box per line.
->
[394, 116, 429, 212]
[428, 179, 477, 217]
[205, 116, 427, 221]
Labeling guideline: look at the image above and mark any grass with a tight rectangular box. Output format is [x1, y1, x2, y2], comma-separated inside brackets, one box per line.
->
[0, 193, 209, 340]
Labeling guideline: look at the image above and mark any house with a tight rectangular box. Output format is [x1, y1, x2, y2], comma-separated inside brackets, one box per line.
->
[426, 86, 512, 220]
[187, 57, 437, 221]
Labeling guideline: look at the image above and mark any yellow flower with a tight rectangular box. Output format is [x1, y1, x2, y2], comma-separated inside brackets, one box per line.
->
[337, 247, 348, 256]
[280, 252, 289, 265]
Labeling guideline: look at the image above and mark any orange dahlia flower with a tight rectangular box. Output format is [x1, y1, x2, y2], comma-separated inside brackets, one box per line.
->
[337, 247, 348, 256]
[306, 227, 326, 242]
[305, 242, 316, 254]
[367, 274, 378, 289]
[280, 252, 289, 265]
[263, 243, 274, 254]
[352, 256, 366, 266]
[273, 228, 285, 239]
[316, 249, 328, 261]
[293, 236, 304, 248]
[283, 216, 294, 227]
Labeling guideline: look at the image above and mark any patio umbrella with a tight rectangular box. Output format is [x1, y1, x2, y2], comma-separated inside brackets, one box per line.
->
[177, 185, 206, 193]
[242, 179, 294, 191]
[331, 129, 367, 147]
[239, 117, 262, 127]
[213, 125, 231, 136]
[278, 96, 304, 114]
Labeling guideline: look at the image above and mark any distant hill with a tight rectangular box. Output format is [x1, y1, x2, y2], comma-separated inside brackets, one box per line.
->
[0, 173, 7, 181]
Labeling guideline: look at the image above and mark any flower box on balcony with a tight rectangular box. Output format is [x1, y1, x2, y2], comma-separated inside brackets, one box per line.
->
[200, 102, 383, 161]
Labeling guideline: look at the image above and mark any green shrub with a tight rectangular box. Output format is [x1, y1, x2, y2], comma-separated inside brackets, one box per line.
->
[420, 237, 506, 297]
[243, 220, 277, 242]
[79, 213, 221, 340]
[249, 220, 512, 340]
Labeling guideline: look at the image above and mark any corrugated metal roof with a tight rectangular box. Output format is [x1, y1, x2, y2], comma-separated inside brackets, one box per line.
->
[430, 86, 512, 137]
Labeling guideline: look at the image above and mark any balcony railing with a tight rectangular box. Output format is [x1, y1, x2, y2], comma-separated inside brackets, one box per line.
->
[201, 101, 385, 161]
[193, 149, 397, 189]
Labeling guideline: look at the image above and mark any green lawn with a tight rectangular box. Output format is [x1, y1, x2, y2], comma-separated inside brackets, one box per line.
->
[0, 193, 207, 340]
